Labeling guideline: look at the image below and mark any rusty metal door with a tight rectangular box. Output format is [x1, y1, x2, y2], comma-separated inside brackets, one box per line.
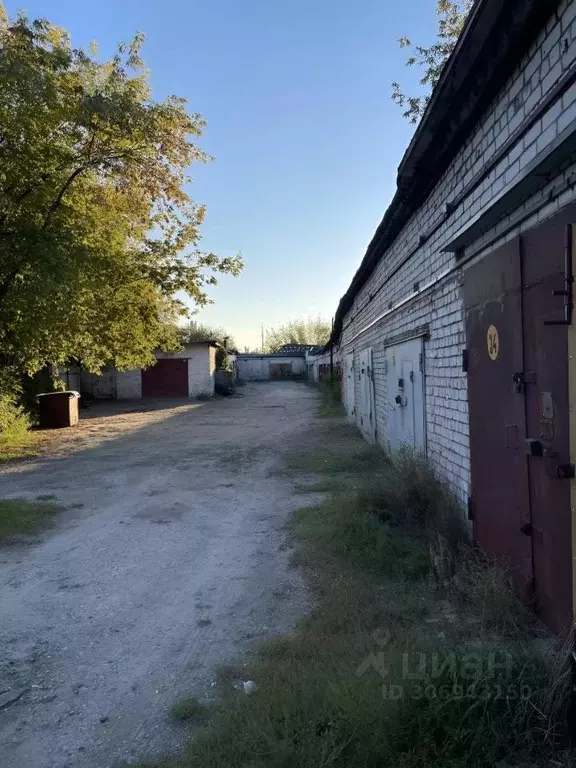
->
[141, 358, 189, 397]
[269, 363, 293, 379]
[521, 216, 572, 633]
[464, 238, 533, 596]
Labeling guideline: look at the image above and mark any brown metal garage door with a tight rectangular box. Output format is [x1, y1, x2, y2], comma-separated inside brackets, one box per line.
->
[464, 213, 574, 634]
[464, 238, 533, 603]
[269, 363, 292, 378]
[141, 359, 189, 398]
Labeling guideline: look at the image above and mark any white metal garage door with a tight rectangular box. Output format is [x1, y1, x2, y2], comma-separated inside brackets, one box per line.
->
[344, 353, 355, 420]
[384, 338, 425, 451]
[358, 348, 376, 442]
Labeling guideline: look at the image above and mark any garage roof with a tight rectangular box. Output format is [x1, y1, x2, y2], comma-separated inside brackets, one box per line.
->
[330, 0, 561, 345]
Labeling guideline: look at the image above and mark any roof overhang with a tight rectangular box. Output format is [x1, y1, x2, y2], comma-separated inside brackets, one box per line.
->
[331, 0, 561, 344]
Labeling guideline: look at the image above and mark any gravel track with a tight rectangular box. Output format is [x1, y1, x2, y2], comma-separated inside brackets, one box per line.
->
[0, 382, 314, 767]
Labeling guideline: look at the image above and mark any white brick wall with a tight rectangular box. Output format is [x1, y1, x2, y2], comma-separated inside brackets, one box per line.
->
[237, 356, 307, 380]
[341, 0, 576, 502]
[155, 345, 215, 398]
[305, 349, 340, 383]
[116, 369, 142, 399]
[92, 343, 217, 400]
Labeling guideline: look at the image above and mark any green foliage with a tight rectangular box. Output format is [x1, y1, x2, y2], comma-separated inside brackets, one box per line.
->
[0, 497, 60, 539]
[371, 447, 466, 550]
[171, 697, 207, 722]
[182, 322, 236, 350]
[392, 0, 472, 123]
[0, 7, 242, 379]
[0, 393, 37, 461]
[263, 316, 330, 353]
[296, 496, 430, 580]
[317, 379, 343, 417]
[139, 417, 573, 768]
[285, 440, 382, 475]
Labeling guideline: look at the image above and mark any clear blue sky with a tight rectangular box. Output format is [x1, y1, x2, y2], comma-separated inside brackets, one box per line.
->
[7, 0, 436, 349]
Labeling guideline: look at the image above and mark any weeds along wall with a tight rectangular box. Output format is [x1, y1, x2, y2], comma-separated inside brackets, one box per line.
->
[341, 0, 576, 504]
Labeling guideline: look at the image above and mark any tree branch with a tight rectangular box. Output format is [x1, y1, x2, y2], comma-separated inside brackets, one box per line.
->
[0, 266, 21, 310]
[41, 166, 85, 230]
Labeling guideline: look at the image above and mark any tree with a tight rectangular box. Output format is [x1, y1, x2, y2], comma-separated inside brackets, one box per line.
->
[391, 0, 472, 124]
[181, 321, 237, 350]
[0, 6, 242, 385]
[263, 317, 331, 353]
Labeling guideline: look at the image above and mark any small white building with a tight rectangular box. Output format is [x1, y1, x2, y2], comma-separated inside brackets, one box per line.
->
[236, 353, 307, 381]
[79, 342, 219, 400]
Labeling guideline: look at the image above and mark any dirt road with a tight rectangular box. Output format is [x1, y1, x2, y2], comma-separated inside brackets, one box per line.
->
[0, 382, 315, 767]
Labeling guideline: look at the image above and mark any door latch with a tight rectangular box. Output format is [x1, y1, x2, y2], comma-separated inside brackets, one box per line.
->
[520, 522, 533, 536]
[512, 371, 535, 394]
[556, 464, 575, 479]
[525, 438, 543, 457]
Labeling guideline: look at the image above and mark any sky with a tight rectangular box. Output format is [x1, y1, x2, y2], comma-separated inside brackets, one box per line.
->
[6, 0, 437, 350]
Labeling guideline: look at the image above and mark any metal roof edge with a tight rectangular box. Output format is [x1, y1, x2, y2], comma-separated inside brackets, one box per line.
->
[330, 0, 561, 346]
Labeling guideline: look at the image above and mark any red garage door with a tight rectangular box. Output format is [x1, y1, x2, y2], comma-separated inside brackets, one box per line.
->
[141, 359, 189, 398]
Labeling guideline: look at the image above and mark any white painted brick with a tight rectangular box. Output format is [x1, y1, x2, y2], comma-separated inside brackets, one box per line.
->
[116, 370, 141, 399]
[519, 140, 539, 170]
[542, 20, 562, 58]
[542, 59, 563, 93]
[562, 0, 576, 31]
[536, 122, 558, 153]
[524, 85, 543, 114]
[523, 119, 542, 149]
[505, 160, 520, 185]
[558, 99, 576, 133]
[542, 98, 563, 130]
[340, 1, 576, 501]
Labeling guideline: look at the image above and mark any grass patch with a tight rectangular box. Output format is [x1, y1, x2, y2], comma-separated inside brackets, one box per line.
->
[286, 442, 382, 475]
[36, 493, 57, 501]
[0, 497, 61, 540]
[316, 379, 344, 418]
[171, 697, 208, 722]
[140, 415, 574, 768]
[293, 496, 430, 580]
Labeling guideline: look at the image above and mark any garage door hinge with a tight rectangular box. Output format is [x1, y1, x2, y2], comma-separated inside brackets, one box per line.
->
[462, 349, 468, 373]
[467, 496, 474, 521]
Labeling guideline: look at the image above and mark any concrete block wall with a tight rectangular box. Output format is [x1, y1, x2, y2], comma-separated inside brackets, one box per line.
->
[305, 349, 340, 384]
[341, 0, 576, 501]
[209, 346, 217, 394]
[187, 347, 213, 397]
[155, 345, 215, 397]
[237, 357, 268, 381]
[237, 356, 307, 381]
[87, 343, 216, 400]
[116, 370, 142, 399]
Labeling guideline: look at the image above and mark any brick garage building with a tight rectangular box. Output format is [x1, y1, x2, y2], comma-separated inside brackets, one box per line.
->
[236, 353, 307, 381]
[332, 0, 576, 632]
[80, 342, 219, 400]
